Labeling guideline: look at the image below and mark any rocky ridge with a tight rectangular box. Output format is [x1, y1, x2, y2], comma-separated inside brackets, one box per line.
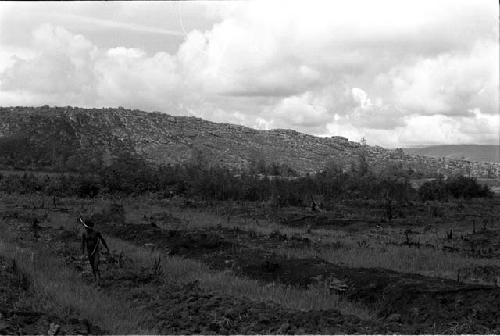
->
[0, 105, 499, 177]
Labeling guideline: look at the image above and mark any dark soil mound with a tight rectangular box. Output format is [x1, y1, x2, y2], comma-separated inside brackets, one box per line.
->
[107, 224, 235, 257]
[276, 210, 380, 231]
[138, 281, 396, 334]
[380, 283, 500, 333]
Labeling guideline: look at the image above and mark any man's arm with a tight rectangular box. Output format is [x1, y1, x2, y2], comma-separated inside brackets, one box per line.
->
[99, 233, 110, 253]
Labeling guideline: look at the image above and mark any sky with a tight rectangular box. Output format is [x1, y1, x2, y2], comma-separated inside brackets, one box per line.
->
[0, 0, 498, 148]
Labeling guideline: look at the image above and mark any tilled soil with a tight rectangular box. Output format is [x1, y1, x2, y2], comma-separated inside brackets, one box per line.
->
[379, 283, 500, 333]
[131, 280, 398, 335]
[102, 222, 500, 333]
[0, 256, 104, 335]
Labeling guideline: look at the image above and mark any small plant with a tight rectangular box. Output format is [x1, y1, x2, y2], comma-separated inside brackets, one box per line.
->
[357, 240, 369, 248]
[269, 229, 287, 241]
[151, 255, 163, 278]
[118, 251, 125, 268]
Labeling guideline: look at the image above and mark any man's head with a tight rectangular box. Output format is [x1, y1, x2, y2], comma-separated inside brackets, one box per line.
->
[80, 217, 95, 230]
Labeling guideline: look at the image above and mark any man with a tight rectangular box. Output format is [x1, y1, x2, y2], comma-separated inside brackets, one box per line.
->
[32, 217, 40, 239]
[310, 195, 319, 212]
[385, 196, 393, 223]
[80, 218, 110, 284]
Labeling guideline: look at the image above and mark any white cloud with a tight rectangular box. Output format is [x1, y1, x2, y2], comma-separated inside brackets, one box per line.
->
[325, 110, 500, 148]
[272, 92, 329, 128]
[388, 41, 499, 116]
[95, 48, 180, 109]
[397, 111, 499, 147]
[1, 24, 97, 102]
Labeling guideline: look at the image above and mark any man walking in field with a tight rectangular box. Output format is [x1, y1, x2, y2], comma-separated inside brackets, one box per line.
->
[80, 218, 110, 284]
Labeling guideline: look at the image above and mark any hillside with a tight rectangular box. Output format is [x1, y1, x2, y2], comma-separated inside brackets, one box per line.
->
[403, 145, 500, 163]
[0, 106, 499, 178]
[0, 106, 394, 174]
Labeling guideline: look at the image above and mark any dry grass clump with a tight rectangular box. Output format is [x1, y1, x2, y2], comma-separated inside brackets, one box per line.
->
[277, 244, 500, 281]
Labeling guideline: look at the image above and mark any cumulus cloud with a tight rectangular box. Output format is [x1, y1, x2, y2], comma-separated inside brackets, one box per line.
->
[95, 47, 181, 110]
[398, 111, 500, 147]
[272, 93, 329, 128]
[0, 0, 497, 147]
[1, 24, 97, 99]
[387, 41, 499, 117]
[325, 111, 499, 148]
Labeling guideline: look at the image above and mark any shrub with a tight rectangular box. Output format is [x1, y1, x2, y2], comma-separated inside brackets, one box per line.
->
[418, 176, 493, 201]
[418, 179, 448, 201]
[76, 176, 101, 198]
[445, 176, 493, 199]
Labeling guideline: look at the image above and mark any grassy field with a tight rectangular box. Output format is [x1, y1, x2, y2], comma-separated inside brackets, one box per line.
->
[47, 207, 374, 319]
[117, 197, 500, 281]
[1, 191, 499, 333]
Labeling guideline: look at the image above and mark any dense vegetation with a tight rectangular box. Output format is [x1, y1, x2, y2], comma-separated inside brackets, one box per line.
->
[0, 133, 103, 172]
[418, 176, 494, 201]
[0, 150, 492, 206]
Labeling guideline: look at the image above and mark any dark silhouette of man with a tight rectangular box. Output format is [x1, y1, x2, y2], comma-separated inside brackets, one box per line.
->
[80, 218, 110, 284]
[385, 196, 393, 222]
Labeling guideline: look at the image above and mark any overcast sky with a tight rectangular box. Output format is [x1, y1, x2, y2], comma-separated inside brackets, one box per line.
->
[0, 1, 498, 148]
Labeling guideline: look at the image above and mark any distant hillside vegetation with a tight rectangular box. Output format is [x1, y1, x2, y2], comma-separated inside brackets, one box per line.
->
[403, 145, 500, 163]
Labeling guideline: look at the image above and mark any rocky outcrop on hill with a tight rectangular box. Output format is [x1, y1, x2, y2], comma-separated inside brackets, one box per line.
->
[0, 106, 499, 177]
